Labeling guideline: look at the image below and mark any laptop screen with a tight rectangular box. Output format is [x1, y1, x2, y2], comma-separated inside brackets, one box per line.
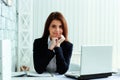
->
[80, 45, 113, 75]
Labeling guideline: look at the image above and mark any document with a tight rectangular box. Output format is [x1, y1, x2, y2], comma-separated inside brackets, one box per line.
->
[12, 71, 53, 77]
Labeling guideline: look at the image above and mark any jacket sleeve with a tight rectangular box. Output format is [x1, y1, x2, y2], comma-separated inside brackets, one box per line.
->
[33, 39, 55, 74]
[55, 41, 73, 74]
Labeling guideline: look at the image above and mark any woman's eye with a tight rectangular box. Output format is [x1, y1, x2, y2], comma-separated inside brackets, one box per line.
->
[52, 25, 56, 28]
[59, 25, 62, 28]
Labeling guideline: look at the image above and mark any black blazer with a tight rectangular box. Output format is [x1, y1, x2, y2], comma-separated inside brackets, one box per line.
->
[33, 37, 73, 74]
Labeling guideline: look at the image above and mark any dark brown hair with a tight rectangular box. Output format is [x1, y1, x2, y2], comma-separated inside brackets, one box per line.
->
[42, 12, 68, 41]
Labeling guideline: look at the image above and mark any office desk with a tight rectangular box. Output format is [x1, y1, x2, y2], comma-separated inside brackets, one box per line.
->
[12, 75, 75, 80]
[12, 75, 120, 80]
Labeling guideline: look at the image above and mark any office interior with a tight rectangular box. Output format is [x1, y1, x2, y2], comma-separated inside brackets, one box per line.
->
[0, 0, 120, 76]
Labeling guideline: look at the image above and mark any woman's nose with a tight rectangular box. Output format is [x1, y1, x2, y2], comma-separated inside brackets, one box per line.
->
[55, 27, 60, 31]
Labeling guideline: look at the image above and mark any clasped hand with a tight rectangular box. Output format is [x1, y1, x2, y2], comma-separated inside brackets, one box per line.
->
[48, 35, 65, 50]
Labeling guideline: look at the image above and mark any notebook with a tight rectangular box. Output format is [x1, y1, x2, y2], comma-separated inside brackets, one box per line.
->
[12, 71, 53, 77]
[65, 45, 113, 79]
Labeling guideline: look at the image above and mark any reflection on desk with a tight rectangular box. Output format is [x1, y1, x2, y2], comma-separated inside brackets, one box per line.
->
[12, 75, 75, 80]
[12, 72, 120, 80]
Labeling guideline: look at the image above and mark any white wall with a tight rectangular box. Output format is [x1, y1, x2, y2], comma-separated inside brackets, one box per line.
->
[33, 0, 120, 71]
[0, 0, 17, 72]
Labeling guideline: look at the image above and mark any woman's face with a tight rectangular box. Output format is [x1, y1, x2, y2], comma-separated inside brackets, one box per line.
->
[49, 19, 63, 38]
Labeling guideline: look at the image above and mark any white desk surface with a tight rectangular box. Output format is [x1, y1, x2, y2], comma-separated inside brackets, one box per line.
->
[12, 74, 120, 80]
[12, 75, 75, 80]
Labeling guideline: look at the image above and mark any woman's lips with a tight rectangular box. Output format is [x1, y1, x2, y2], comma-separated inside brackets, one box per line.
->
[54, 34, 61, 37]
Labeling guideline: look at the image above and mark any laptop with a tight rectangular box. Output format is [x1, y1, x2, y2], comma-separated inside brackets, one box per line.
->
[65, 45, 113, 80]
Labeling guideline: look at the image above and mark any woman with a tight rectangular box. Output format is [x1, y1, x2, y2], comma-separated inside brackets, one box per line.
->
[33, 12, 73, 74]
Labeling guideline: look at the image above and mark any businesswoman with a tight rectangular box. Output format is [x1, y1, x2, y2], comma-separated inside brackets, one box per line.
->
[33, 12, 73, 74]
